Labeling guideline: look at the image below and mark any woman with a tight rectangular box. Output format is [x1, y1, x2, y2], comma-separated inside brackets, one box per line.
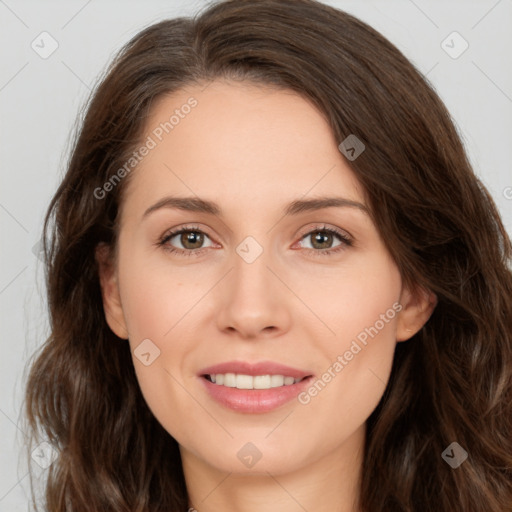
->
[23, 0, 512, 511]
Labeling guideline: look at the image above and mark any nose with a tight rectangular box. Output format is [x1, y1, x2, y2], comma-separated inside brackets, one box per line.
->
[215, 247, 292, 339]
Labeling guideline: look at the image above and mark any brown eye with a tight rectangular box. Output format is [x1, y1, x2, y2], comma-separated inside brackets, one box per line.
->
[180, 231, 205, 249]
[162, 228, 214, 252]
[310, 231, 334, 249]
[296, 227, 352, 254]
[302, 230, 339, 250]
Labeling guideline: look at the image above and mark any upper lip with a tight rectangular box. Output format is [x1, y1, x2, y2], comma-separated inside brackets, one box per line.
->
[199, 360, 313, 379]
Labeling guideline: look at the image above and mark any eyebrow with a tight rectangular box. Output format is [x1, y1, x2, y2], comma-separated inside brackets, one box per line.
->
[284, 197, 369, 216]
[142, 195, 369, 220]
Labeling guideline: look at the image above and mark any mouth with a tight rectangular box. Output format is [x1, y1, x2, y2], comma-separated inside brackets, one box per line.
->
[198, 361, 314, 413]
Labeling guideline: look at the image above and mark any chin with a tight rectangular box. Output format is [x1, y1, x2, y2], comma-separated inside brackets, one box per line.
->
[183, 436, 314, 476]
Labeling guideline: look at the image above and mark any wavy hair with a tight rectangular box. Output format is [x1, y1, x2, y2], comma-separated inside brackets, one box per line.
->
[23, 0, 512, 510]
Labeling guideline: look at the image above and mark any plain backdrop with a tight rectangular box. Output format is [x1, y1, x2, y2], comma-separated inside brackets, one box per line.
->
[1, 0, 511, 509]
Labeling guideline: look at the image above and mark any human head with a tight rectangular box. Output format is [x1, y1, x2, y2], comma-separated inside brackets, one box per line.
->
[25, 1, 512, 511]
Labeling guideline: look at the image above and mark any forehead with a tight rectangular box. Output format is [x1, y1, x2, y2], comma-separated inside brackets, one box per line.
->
[121, 80, 365, 216]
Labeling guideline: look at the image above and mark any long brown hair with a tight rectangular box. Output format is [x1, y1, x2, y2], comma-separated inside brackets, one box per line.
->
[23, 0, 512, 510]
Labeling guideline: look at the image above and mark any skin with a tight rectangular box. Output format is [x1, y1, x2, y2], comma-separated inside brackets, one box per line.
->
[97, 80, 436, 512]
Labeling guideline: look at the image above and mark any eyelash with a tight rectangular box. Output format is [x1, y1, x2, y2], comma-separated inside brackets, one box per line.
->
[156, 224, 353, 257]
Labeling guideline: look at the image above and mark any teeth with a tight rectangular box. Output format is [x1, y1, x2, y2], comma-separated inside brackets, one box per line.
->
[236, 374, 253, 389]
[271, 375, 284, 387]
[255, 375, 271, 389]
[224, 373, 236, 387]
[207, 373, 303, 390]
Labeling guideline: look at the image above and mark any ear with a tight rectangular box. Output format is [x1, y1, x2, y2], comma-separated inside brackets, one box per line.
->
[95, 242, 129, 340]
[396, 283, 437, 342]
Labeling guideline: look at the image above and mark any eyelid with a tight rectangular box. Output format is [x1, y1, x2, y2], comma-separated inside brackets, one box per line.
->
[160, 223, 214, 240]
[157, 224, 220, 254]
[295, 223, 352, 241]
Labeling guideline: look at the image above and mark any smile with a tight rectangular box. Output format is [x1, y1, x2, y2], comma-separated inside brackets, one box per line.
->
[204, 373, 305, 389]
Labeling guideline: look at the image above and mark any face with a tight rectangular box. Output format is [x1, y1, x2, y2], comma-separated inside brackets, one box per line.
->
[98, 80, 434, 477]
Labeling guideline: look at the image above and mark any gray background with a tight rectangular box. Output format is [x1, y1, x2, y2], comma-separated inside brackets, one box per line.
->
[1, 0, 511, 509]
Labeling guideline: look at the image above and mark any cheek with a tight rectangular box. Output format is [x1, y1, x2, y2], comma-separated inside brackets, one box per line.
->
[297, 252, 402, 348]
[119, 272, 197, 441]
[118, 246, 209, 343]
[296, 255, 401, 416]
[115, 252, 196, 410]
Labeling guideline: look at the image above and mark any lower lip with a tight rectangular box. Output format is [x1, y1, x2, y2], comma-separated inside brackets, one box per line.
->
[200, 376, 314, 413]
